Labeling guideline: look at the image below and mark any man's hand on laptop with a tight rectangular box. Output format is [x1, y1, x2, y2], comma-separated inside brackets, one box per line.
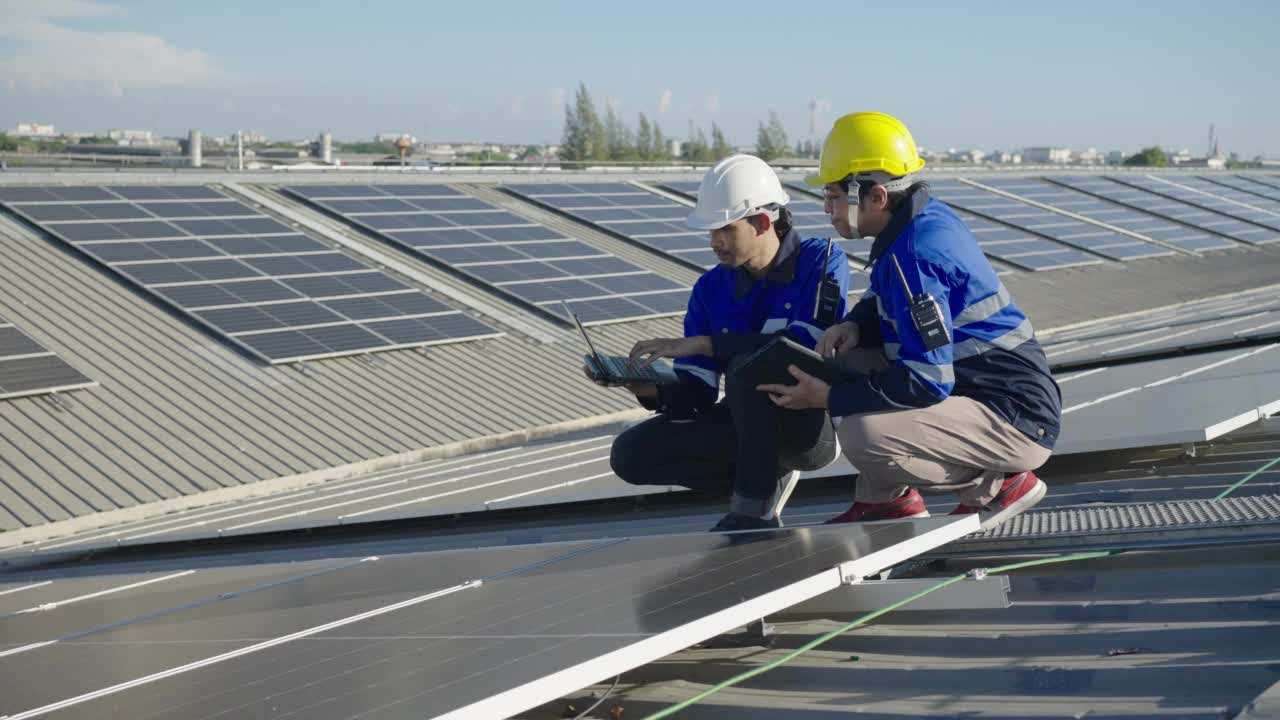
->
[629, 336, 712, 368]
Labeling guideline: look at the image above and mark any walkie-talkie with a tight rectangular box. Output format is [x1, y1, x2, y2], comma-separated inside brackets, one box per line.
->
[890, 253, 951, 352]
[813, 238, 842, 326]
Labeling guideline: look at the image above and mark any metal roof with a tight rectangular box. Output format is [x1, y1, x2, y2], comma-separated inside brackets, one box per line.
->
[0, 171, 1279, 542]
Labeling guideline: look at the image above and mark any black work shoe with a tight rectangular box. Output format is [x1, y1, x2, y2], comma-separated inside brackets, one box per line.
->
[710, 512, 781, 532]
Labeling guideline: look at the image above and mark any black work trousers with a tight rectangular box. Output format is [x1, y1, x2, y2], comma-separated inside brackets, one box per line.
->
[610, 359, 837, 516]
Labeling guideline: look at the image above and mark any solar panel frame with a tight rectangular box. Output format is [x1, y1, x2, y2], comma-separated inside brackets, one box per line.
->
[0, 316, 97, 400]
[0, 186, 503, 364]
[286, 183, 688, 326]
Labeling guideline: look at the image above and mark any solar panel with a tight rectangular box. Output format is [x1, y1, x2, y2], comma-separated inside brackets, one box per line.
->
[0, 185, 502, 364]
[0, 314, 96, 400]
[1241, 174, 1280, 191]
[1199, 174, 1280, 203]
[0, 517, 974, 720]
[1049, 175, 1275, 245]
[288, 184, 686, 325]
[1108, 176, 1280, 239]
[978, 177, 1234, 253]
[506, 182, 719, 270]
[926, 179, 1113, 268]
[939, 178, 1174, 261]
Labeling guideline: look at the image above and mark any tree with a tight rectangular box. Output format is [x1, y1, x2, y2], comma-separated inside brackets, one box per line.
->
[560, 81, 608, 164]
[1123, 146, 1168, 167]
[0, 133, 16, 152]
[469, 148, 511, 162]
[520, 145, 543, 160]
[710, 123, 732, 160]
[682, 127, 714, 163]
[652, 123, 670, 161]
[605, 105, 635, 161]
[636, 113, 653, 160]
[755, 110, 789, 161]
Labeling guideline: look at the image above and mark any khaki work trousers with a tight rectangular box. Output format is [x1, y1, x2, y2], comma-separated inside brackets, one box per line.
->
[835, 349, 1051, 507]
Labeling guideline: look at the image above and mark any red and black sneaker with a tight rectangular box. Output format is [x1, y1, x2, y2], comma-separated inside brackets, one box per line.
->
[949, 470, 1047, 531]
[824, 488, 930, 524]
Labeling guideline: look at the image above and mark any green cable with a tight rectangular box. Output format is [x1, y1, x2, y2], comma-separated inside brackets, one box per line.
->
[1214, 455, 1280, 500]
[642, 455, 1278, 720]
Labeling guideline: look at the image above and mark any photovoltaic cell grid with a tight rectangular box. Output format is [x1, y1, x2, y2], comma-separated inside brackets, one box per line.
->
[926, 179, 1107, 269]
[0, 314, 96, 400]
[287, 184, 687, 324]
[1200, 174, 1280, 203]
[1242, 174, 1280, 191]
[505, 182, 717, 271]
[943, 178, 1174, 261]
[0, 185, 501, 363]
[978, 177, 1234, 253]
[1109, 175, 1280, 238]
[1049, 175, 1275, 245]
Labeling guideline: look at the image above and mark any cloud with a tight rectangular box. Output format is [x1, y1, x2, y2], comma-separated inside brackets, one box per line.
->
[704, 95, 720, 114]
[0, 1, 219, 96]
[510, 95, 526, 116]
[446, 102, 463, 115]
[657, 88, 672, 115]
[546, 86, 568, 116]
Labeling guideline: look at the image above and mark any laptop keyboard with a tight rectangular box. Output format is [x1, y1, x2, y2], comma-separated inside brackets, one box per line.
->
[604, 355, 664, 382]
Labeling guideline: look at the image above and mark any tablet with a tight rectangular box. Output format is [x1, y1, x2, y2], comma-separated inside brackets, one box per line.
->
[734, 336, 853, 388]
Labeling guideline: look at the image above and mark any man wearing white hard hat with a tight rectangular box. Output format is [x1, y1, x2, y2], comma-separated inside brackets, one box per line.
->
[603, 154, 850, 531]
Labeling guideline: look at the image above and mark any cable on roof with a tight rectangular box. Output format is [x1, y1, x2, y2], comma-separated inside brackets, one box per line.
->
[641, 454, 1279, 720]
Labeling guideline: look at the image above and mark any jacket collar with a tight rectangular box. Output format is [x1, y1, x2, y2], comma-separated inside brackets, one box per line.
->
[733, 228, 802, 300]
[865, 183, 931, 269]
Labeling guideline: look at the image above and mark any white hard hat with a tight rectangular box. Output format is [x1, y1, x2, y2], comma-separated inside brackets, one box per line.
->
[685, 154, 790, 230]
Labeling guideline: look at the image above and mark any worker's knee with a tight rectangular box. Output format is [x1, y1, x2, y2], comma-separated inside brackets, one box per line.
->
[836, 412, 898, 462]
[609, 422, 651, 485]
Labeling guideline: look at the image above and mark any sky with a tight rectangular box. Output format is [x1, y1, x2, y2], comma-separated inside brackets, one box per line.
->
[1, 0, 1277, 157]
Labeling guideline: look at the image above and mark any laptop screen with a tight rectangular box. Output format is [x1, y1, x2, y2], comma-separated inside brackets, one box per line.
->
[561, 301, 607, 369]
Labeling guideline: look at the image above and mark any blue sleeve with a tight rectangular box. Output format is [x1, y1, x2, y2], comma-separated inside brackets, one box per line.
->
[829, 254, 955, 417]
[652, 281, 721, 416]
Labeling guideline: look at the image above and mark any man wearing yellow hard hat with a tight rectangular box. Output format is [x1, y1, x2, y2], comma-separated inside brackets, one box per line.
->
[758, 112, 1061, 532]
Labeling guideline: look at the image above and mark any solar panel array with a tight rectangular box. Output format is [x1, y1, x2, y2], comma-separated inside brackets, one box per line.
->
[0, 314, 96, 400]
[1049, 176, 1274, 245]
[1242, 174, 1280, 191]
[504, 182, 716, 270]
[1110, 176, 1280, 238]
[287, 184, 687, 324]
[926, 179, 1112, 268]
[977, 176, 1234, 253]
[1199, 174, 1280, 203]
[940, 178, 1175, 260]
[0, 185, 502, 363]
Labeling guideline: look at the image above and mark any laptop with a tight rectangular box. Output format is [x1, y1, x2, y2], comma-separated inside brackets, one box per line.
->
[564, 302, 679, 386]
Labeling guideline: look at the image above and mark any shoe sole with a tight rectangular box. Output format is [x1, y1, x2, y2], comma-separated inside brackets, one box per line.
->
[977, 478, 1046, 532]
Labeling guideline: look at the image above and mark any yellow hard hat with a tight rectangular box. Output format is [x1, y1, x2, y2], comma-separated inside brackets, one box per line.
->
[805, 111, 926, 186]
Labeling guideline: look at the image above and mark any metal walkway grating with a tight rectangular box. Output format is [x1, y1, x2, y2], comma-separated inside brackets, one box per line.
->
[939, 494, 1280, 555]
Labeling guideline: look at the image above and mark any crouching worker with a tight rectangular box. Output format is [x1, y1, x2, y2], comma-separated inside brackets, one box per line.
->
[598, 154, 849, 531]
[760, 112, 1061, 531]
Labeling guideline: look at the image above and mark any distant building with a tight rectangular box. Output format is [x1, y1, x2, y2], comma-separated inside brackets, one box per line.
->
[1106, 151, 1126, 165]
[375, 133, 415, 145]
[11, 122, 57, 138]
[107, 129, 154, 144]
[1075, 147, 1102, 165]
[1178, 156, 1227, 170]
[1168, 148, 1194, 165]
[1022, 147, 1071, 164]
